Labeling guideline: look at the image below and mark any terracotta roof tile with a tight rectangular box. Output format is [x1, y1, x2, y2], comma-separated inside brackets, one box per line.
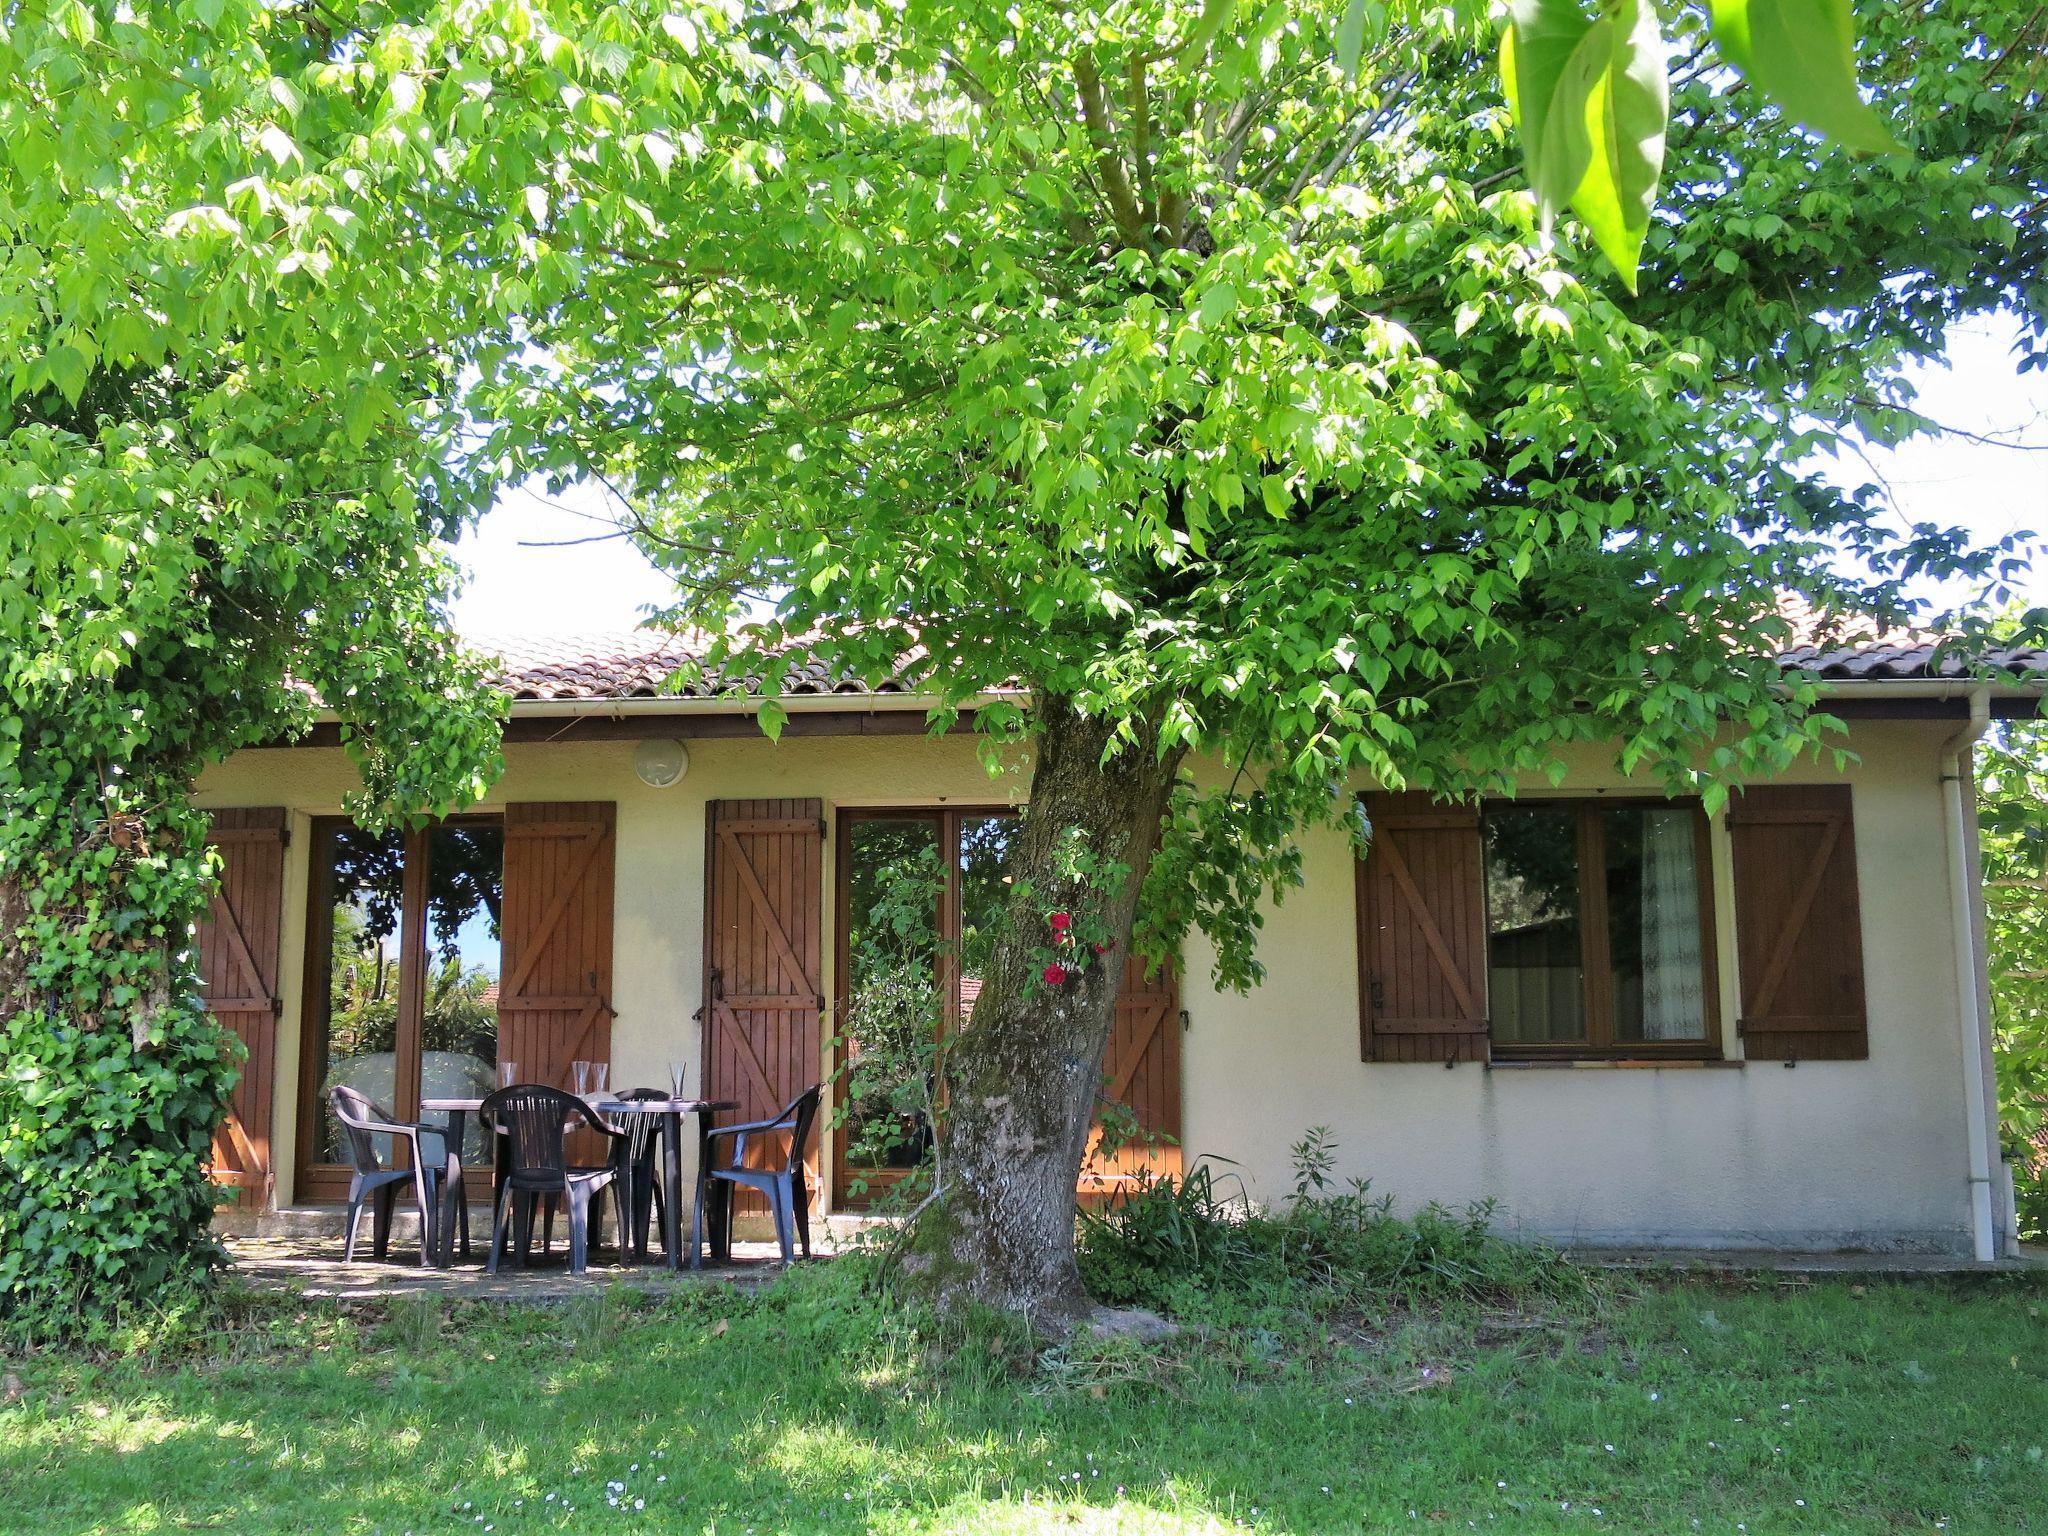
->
[466, 622, 2047, 704]
[468, 631, 915, 702]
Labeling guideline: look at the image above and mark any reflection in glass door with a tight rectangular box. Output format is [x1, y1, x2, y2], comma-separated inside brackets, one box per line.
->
[833, 808, 1019, 1205]
[297, 817, 503, 1201]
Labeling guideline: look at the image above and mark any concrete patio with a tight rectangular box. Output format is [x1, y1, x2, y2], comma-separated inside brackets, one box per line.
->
[222, 1206, 860, 1301]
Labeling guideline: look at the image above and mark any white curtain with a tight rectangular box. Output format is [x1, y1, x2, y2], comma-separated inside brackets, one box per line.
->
[1638, 810, 1705, 1040]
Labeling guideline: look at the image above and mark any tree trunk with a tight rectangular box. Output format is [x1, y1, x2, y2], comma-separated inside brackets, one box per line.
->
[904, 697, 1183, 1326]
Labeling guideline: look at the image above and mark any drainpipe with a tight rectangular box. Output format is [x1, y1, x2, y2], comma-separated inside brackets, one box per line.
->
[1940, 687, 1998, 1262]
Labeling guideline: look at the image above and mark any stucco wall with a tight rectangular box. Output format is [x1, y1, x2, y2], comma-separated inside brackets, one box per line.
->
[193, 718, 1980, 1252]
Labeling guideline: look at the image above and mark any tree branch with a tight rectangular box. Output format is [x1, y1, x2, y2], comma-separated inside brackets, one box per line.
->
[1073, 52, 1149, 247]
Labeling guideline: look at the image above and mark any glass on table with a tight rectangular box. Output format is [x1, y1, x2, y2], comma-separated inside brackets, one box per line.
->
[586, 1061, 608, 1097]
[668, 1061, 688, 1098]
[498, 1060, 520, 1089]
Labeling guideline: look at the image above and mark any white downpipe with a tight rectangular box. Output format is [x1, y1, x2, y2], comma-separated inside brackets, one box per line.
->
[1940, 688, 1998, 1263]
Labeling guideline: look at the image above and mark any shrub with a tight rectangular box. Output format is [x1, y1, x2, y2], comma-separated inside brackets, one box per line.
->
[1077, 1127, 1584, 1315]
[0, 1002, 237, 1344]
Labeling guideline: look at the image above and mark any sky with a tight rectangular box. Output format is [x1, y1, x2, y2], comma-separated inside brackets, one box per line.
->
[447, 316, 2048, 637]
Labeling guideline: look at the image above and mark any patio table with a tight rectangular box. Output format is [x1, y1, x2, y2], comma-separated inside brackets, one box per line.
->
[421, 1093, 737, 1271]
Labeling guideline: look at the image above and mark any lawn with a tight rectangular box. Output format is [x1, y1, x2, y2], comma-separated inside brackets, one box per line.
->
[1, 1262, 2043, 1535]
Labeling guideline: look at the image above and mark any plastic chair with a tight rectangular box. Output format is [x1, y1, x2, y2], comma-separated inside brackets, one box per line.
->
[479, 1084, 625, 1276]
[327, 1085, 466, 1266]
[610, 1087, 671, 1262]
[694, 1085, 821, 1266]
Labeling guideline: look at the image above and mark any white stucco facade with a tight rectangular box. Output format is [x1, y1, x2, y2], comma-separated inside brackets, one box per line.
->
[194, 712, 2008, 1256]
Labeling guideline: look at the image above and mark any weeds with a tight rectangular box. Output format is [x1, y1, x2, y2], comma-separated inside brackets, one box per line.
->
[1077, 1127, 1588, 1317]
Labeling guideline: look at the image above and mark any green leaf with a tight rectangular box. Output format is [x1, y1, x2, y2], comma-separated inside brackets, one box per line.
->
[1568, 0, 1668, 293]
[1503, 0, 1601, 236]
[1188, 0, 1237, 63]
[1336, 0, 1374, 79]
[1709, 0, 1906, 154]
[1196, 281, 1238, 329]
[44, 343, 88, 405]
[255, 123, 298, 169]
[1505, 0, 1668, 291]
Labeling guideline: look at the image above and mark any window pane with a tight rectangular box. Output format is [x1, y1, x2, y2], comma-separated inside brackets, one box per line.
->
[1605, 808, 1708, 1043]
[316, 825, 408, 1163]
[842, 818, 942, 1171]
[420, 822, 504, 1161]
[957, 814, 1019, 1023]
[1484, 809, 1586, 1043]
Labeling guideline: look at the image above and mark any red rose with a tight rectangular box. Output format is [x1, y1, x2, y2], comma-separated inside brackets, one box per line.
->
[1093, 942, 1112, 956]
[1043, 962, 1068, 985]
[1049, 911, 1072, 931]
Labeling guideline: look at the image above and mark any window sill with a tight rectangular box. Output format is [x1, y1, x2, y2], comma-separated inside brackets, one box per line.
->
[1486, 1057, 1743, 1071]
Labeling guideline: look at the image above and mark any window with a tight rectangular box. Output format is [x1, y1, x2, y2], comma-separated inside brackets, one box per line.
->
[1483, 801, 1720, 1057]
[297, 816, 503, 1199]
[833, 808, 1019, 1201]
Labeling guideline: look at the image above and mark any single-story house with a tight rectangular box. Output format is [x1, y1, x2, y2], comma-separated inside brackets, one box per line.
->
[191, 629, 2046, 1260]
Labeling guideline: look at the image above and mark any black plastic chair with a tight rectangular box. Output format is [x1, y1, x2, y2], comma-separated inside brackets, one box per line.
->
[694, 1085, 821, 1266]
[610, 1087, 671, 1262]
[479, 1084, 625, 1276]
[328, 1085, 466, 1266]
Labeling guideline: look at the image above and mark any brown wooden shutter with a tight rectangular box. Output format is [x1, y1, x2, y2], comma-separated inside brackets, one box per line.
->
[1355, 792, 1490, 1063]
[703, 799, 824, 1203]
[1727, 784, 1868, 1061]
[499, 803, 618, 1106]
[197, 808, 288, 1208]
[1081, 952, 1183, 1198]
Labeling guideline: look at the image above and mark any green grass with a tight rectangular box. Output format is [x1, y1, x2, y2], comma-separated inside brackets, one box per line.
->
[1, 1262, 2044, 1535]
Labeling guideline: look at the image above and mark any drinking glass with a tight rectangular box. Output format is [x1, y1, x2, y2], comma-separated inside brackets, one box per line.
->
[668, 1061, 688, 1099]
[570, 1060, 590, 1097]
[498, 1060, 520, 1089]
[587, 1061, 609, 1097]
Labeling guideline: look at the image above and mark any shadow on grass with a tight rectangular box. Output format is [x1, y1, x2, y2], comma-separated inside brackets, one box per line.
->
[2, 1268, 2046, 1535]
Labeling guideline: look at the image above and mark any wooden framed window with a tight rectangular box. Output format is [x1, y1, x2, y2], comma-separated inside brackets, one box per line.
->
[1482, 800, 1722, 1059]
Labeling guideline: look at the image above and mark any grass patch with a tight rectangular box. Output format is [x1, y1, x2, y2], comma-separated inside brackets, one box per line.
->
[1, 1257, 2043, 1534]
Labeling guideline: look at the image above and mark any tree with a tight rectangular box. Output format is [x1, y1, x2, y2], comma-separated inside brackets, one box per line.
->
[1980, 720, 2048, 1241]
[0, 7, 506, 1328]
[4, 0, 2040, 1329]
[460, 1, 2041, 1321]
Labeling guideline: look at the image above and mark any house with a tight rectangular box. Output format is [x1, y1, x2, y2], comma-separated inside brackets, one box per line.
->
[191, 629, 2047, 1260]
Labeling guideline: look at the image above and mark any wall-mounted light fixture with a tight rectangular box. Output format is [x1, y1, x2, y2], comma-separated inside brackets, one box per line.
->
[633, 738, 690, 788]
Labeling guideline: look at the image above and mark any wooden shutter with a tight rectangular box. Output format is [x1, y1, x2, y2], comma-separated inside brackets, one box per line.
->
[500, 803, 617, 1107]
[197, 808, 288, 1208]
[1355, 792, 1490, 1063]
[703, 799, 824, 1203]
[1081, 952, 1183, 1198]
[1728, 784, 1868, 1061]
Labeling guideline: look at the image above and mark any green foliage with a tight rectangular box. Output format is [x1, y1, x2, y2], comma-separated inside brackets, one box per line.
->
[1708, 0, 1906, 154]
[0, 1, 511, 1332]
[832, 840, 948, 1200]
[1502, 0, 1907, 290]
[1077, 1127, 1587, 1316]
[1981, 720, 2048, 1239]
